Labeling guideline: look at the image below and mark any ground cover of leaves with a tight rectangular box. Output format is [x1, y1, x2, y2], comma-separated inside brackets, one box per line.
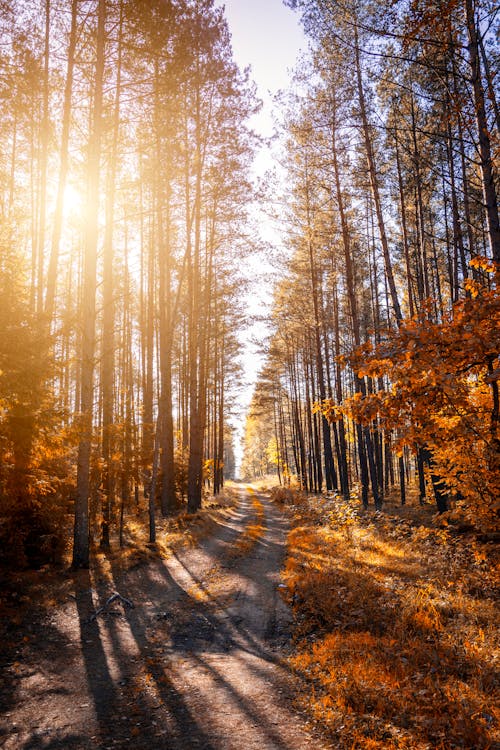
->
[278, 489, 499, 750]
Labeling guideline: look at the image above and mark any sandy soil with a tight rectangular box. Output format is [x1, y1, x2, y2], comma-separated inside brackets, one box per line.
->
[0, 487, 328, 749]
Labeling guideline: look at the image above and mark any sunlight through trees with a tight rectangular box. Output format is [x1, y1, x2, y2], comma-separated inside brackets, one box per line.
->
[0, 0, 498, 568]
[0, 0, 257, 567]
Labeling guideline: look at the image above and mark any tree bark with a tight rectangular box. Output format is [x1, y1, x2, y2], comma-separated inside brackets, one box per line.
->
[73, 0, 106, 569]
[44, 0, 77, 324]
[464, 0, 500, 266]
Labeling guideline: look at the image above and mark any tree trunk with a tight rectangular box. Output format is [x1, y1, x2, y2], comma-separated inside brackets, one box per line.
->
[44, 0, 77, 324]
[72, 0, 106, 569]
[464, 0, 500, 266]
[354, 24, 402, 324]
[100, 0, 124, 548]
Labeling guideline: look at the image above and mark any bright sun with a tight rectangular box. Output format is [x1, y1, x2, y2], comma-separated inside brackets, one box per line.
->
[63, 183, 84, 217]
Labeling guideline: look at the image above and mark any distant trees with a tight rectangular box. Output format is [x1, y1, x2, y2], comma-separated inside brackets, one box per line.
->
[245, 0, 499, 523]
[0, 0, 257, 567]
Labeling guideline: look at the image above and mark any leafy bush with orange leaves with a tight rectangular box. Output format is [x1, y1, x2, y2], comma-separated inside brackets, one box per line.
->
[283, 493, 499, 750]
[0, 252, 75, 567]
[270, 484, 306, 505]
[0, 400, 76, 568]
[324, 280, 500, 528]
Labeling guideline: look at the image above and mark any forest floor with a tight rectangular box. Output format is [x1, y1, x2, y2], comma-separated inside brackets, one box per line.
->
[0, 485, 328, 750]
[276, 487, 499, 750]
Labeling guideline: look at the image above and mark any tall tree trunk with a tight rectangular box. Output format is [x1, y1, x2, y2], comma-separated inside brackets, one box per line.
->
[464, 0, 500, 266]
[101, 0, 124, 548]
[331, 107, 379, 508]
[332, 277, 349, 499]
[187, 71, 206, 513]
[44, 0, 77, 324]
[72, 0, 106, 569]
[304, 160, 335, 491]
[354, 24, 402, 324]
[394, 128, 416, 317]
[36, 0, 50, 314]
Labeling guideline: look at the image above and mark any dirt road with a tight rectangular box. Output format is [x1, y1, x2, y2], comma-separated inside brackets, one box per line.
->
[1, 487, 326, 749]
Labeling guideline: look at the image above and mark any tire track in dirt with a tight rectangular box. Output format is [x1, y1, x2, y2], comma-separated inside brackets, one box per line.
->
[1, 487, 327, 749]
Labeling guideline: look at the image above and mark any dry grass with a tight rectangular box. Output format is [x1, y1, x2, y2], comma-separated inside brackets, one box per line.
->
[95, 483, 239, 573]
[270, 484, 307, 505]
[280, 489, 499, 750]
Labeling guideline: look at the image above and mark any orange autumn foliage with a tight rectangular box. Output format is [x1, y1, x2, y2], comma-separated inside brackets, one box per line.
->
[323, 283, 500, 527]
[282, 492, 499, 750]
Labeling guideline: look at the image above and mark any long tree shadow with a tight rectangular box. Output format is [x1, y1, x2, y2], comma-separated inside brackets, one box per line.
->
[72, 569, 121, 747]
[103, 556, 220, 749]
[70, 488, 304, 749]
[185, 650, 304, 750]
[167, 550, 283, 661]
[0, 627, 81, 750]
[106, 559, 306, 749]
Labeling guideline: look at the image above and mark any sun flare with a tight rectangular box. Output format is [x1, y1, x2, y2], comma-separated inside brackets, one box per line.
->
[63, 183, 84, 218]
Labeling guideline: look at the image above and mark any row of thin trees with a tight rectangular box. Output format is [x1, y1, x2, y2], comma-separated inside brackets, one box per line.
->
[0, 0, 256, 567]
[244, 0, 499, 514]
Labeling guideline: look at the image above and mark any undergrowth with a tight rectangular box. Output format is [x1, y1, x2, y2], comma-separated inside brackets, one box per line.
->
[0, 485, 239, 618]
[279, 489, 499, 750]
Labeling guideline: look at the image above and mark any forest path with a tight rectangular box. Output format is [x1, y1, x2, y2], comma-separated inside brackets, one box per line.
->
[1, 487, 327, 749]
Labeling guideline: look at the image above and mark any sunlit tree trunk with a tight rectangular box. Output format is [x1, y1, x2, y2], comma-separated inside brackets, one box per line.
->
[100, 0, 124, 548]
[186, 69, 205, 513]
[304, 165, 336, 491]
[36, 0, 50, 314]
[44, 0, 78, 324]
[354, 24, 402, 324]
[154, 61, 176, 517]
[331, 110, 379, 508]
[464, 0, 500, 267]
[73, 0, 106, 569]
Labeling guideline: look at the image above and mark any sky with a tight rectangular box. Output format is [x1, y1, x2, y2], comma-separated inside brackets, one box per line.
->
[214, 1, 306, 469]
[219, 0, 305, 136]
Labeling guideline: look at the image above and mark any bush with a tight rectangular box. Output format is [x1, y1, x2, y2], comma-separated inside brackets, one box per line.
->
[270, 485, 306, 505]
